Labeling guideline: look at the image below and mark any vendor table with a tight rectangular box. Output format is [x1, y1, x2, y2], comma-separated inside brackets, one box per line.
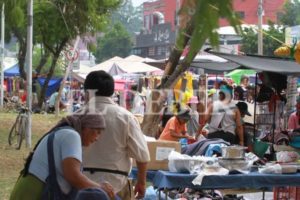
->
[152, 170, 300, 190]
[130, 169, 300, 199]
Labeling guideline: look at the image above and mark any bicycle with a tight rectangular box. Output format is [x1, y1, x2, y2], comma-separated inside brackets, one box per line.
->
[8, 106, 30, 150]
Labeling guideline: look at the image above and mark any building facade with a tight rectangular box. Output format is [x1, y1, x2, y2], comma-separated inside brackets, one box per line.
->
[133, 0, 286, 59]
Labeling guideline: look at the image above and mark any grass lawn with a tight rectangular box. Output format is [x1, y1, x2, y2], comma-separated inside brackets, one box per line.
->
[0, 112, 61, 200]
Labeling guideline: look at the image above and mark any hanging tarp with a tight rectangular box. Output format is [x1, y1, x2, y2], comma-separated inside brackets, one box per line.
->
[225, 69, 256, 84]
[38, 77, 63, 98]
[4, 63, 20, 77]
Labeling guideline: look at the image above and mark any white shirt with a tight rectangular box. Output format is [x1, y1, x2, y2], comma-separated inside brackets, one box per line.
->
[82, 96, 150, 192]
[131, 92, 145, 115]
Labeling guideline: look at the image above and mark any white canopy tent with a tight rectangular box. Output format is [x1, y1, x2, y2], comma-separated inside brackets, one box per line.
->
[88, 57, 162, 75]
[124, 55, 157, 63]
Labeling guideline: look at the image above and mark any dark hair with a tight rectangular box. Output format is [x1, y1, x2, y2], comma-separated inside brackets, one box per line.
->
[131, 84, 138, 91]
[84, 70, 114, 97]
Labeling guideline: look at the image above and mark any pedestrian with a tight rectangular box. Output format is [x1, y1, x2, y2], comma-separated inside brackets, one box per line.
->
[203, 84, 244, 145]
[131, 84, 146, 115]
[234, 75, 249, 101]
[288, 96, 300, 130]
[10, 109, 115, 200]
[159, 108, 194, 142]
[82, 70, 150, 200]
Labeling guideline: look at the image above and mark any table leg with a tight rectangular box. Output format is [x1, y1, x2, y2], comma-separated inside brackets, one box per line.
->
[262, 190, 265, 200]
[164, 188, 168, 200]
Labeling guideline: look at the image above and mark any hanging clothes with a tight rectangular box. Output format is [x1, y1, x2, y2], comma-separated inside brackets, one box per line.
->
[173, 72, 194, 104]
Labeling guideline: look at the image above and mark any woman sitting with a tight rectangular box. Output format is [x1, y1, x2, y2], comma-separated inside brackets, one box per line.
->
[159, 108, 194, 142]
[10, 109, 115, 200]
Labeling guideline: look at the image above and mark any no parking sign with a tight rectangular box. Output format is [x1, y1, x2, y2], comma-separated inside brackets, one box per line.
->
[65, 47, 80, 70]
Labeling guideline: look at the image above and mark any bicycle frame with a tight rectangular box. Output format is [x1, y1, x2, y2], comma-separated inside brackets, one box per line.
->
[8, 107, 30, 150]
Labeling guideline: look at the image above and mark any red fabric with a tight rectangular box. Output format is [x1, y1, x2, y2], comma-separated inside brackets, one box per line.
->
[273, 187, 300, 200]
[21, 92, 27, 103]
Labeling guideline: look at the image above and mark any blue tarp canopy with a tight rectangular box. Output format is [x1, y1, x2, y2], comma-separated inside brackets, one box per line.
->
[4, 63, 63, 97]
[4, 63, 20, 77]
[37, 77, 63, 98]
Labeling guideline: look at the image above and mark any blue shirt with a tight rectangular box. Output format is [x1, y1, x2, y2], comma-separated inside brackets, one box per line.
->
[29, 128, 82, 194]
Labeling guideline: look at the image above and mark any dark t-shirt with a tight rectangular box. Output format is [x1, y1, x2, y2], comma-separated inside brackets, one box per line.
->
[234, 86, 247, 101]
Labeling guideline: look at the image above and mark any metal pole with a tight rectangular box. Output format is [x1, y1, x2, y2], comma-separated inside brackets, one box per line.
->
[26, 0, 33, 148]
[257, 0, 264, 55]
[175, 0, 180, 37]
[0, 4, 4, 108]
[55, 36, 80, 117]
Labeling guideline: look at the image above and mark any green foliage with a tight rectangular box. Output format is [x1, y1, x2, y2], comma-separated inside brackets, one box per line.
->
[111, 0, 143, 35]
[185, 0, 242, 62]
[94, 23, 133, 63]
[32, 47, 64, 77]
[278, 0, 300, 26]
[240, 23, 285, 56]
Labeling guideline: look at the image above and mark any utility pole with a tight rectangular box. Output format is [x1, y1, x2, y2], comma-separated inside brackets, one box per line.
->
[26, 0, 33, 148]
[0, 4, 4, 108]
[257, 0, 264, 55]
[175, 0, 180, 37]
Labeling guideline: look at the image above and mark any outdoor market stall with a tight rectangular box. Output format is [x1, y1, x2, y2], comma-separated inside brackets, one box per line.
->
[129, 50, 300, 199]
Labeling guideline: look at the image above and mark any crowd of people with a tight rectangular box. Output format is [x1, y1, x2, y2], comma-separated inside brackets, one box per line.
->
[10, 70, 150, 200]
[8, 69, 300, 199]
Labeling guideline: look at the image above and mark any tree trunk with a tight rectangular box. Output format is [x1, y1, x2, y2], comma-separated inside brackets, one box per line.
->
[37, 54, 59, 109]
[141, 12, 195, 137]
[13, 28, 27, 80]
[36, 49, 50, 74]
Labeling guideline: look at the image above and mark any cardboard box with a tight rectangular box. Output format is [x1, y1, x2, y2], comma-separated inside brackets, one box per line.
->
[133, 140, 181, 170]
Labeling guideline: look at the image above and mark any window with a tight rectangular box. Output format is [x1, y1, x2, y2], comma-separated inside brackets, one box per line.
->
[148, 47, 155, 56]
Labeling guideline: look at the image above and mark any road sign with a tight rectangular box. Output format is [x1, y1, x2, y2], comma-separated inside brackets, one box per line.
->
[65, 48, 79, 62]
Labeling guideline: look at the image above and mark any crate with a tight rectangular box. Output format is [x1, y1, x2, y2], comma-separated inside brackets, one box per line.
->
[273, 187, 300, 200]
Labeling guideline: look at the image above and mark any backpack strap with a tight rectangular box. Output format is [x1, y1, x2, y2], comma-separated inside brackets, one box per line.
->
[47, 131, 57, 200]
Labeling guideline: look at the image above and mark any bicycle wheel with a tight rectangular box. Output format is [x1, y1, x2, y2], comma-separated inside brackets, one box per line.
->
[16, 115, 27, 150]
[8, 114, 21, 149]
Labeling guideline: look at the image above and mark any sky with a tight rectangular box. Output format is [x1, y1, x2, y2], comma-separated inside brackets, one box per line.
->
[131, 0, 148, 7]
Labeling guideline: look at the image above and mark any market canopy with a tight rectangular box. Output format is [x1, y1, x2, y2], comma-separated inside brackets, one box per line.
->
[4, 63, 20, 77]
[89, 58, 162, 75]
[38, 77, 63, 98]
[202, 50, 300, 75]
[225, 69, 256, 84]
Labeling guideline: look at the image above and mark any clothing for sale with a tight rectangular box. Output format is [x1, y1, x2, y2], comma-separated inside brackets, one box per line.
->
[174, 72, 194, 104]
[131, 92, 145, 115]
[159, 116, 187, 142]
[181, 138, 229, 156]
[82, 97, 150, 193]
[186, 110, 200, 136]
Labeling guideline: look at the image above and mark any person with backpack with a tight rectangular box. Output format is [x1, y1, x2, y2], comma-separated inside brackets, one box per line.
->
[10, 109, 115, 200]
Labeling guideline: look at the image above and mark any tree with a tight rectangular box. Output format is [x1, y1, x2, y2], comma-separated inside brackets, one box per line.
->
[278, 0, 300, 26]
[94, 23, 133, 63]
[1, 0, 121, 108]
[240, 22, 285, 56]
[111, 0, 143, 35]
[141, 0, 242, 137]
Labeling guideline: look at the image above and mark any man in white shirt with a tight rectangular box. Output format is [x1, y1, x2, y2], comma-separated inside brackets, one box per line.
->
[82, 70, 150, 200]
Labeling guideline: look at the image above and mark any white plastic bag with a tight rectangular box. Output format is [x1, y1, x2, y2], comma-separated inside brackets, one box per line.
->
[168, 151, 217, 173]
[276, 151, 299, 163]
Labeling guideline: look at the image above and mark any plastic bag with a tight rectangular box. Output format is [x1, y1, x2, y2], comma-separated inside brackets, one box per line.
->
[276, 151, 299, 163]
[168, 151, 217, 173]
[258, 164, 282, 174]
